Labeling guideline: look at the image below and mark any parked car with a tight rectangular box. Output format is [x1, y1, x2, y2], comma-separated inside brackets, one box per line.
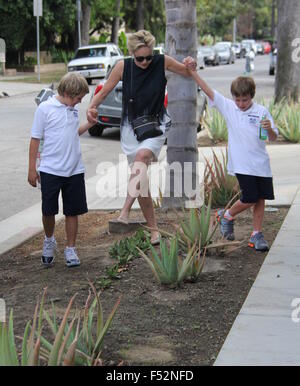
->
[196, 49, 205, 69]
[67, 43, 123, 84]
[232, 42, 246, 58]
[256, 42, 264, 55]
[214, 43, 235, 64]
[262, 41, 272, 54]
[241, 39, 257, 54]
[88, 65, 207, 137]
[198, 46, 220, 66]
[269, 48, 277, 75]
[153, 46, 165, 55]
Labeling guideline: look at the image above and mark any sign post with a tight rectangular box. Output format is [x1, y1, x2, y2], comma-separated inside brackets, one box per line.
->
[34, 0, 43, 82]
[76, 0, 82, 48]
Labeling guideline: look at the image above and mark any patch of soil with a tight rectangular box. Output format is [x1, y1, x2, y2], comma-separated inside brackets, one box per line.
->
[0, 207, 288, 366]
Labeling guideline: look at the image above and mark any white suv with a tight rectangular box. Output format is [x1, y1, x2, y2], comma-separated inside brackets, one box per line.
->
[67, 43, 123, 84]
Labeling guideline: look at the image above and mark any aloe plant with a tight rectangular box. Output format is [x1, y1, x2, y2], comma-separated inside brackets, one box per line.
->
[40, 282, 121, 366]
[278, 105, 300, 143]
[0, 284, 121, 366]
[204, 149, 240, 208]
[204, 108, 228, 143]
[260, 97, 287, 127]
[137, 236, 201, 285]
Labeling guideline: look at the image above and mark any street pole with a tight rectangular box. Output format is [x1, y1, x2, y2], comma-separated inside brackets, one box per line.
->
[233, 0, 237, 43]
[77, 0, 82, 48]
[36, 5, 40, 82]
[34, 0, 42, 82]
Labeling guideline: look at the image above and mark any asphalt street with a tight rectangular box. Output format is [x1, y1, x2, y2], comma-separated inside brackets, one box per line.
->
[0, 54, 274, 221]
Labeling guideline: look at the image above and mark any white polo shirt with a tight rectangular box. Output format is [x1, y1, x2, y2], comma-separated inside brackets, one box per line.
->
[208, 90, 278, 177]
[31, 96, 85, 177]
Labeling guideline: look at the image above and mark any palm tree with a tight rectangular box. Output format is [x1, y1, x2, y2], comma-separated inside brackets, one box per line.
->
[163, 0, 199, 208]
[275, 0, 300, 103]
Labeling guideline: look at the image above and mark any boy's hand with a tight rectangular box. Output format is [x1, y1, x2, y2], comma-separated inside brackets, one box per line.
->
[183, 56, 197, 72]
[87, 106, 98, 124]
[261, 119, 272, 131]
[28, 168, 40, 187]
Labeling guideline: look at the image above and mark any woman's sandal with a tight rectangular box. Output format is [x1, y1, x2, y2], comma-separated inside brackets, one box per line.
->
[116, 217, 129, 225]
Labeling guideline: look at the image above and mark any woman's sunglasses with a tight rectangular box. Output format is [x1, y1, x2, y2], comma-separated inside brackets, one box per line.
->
[134, 55, 154, 63]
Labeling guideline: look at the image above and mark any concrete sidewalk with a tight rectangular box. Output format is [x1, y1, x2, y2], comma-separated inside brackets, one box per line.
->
[0, 80, 48, 97]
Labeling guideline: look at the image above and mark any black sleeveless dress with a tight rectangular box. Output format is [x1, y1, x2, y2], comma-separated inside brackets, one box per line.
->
[120, 55, 168, 164]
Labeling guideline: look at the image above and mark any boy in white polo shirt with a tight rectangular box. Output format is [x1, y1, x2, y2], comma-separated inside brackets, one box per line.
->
[185, 64, 278, 251]
[28, 73, 94, 267]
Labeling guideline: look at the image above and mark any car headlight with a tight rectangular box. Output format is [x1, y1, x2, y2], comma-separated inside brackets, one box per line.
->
[68, 67, 75, 71]
[98, 63, 105, 69]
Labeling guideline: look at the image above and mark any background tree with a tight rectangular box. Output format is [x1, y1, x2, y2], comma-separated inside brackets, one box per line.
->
[111, 0, 121, 44]
[136, 0, 144, 30]
[275, 0, 300, 103]
[81, 1, 92, 47]
[163, 0, 198, 208]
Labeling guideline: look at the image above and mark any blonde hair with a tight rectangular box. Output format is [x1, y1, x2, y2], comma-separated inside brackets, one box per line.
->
[57, 73, 89, 98]
[127, 30, 156, 54]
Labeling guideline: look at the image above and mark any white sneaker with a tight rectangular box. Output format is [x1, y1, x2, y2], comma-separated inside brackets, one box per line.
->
[42, 238, 57, 267]
[64, 247, 81, 267]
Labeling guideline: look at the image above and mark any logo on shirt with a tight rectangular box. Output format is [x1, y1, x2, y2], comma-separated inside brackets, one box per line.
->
[73, 110, 79, 118]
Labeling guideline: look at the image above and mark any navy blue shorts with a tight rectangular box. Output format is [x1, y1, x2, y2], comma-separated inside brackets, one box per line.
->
[40, 172, 88, 216]
[235, 173, 275, 203]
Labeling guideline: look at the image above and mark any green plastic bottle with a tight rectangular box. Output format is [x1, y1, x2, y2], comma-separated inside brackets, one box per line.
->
[259, 114, 268, 140]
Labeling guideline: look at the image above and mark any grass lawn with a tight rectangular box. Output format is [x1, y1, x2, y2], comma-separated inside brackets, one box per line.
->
[1, 70, 67, 84]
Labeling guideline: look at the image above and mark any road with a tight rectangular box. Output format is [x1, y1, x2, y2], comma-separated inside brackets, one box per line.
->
[0, 54, 274, 221]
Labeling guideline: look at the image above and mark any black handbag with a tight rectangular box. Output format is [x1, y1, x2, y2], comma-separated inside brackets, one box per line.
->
[132, 115, 163, 141]
[129, 59, 163, 142]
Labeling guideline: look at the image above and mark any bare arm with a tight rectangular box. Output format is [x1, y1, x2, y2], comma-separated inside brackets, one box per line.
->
[164, 55, 196, 77]
[78, 121, 94, 136]
[87, 60, 124, 123]
[28, 138, 40, 187]
[188, 70, 214, 101]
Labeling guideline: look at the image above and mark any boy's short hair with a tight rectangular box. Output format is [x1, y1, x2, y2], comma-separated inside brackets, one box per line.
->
[57, 73, 89, 98]
[231, 76, 256, 99]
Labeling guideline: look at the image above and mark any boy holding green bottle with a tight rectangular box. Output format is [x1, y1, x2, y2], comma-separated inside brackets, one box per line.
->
[185, 64, 278, 251]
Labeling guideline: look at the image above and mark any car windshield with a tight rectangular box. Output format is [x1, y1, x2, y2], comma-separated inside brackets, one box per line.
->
[215, 44, 228, 51]
[199, 47, 212, 54]
[75, 47, 107, 59]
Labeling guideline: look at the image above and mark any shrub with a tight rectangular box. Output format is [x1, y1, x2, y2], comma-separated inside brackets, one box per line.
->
[278, 104, 300, 143]
[204, 108, 228, 143]
[204, 149, 240, 208]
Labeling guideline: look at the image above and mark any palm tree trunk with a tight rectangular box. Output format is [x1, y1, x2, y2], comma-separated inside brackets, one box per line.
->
[136, 0, 144, 30]
[163, 0, 199, 209]
[81, 2, 91, 46]
[111, 0, 121, 44]
[275, 0, 300, 103]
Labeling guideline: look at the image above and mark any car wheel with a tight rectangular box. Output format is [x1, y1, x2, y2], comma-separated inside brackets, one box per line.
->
[269, 67, 275, 76]
[87, 78, 92, 85]
[88, 124, 104, 137]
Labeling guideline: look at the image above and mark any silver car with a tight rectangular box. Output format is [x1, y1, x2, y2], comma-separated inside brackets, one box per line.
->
[67, 43, 123, 84]
[88, 66, 207, 137]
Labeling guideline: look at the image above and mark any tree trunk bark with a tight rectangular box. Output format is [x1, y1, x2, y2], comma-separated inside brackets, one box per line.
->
[81, 3, 91, 46]
[275, 0, 300, 103]
[111, 0, 121, 44]
[136, 0, 144, 30]
[163, 0, 199, 209]
[271, 0, 276, 40]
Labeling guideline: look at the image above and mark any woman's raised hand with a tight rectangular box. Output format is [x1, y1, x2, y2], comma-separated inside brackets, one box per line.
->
[183, 56, 197, 72]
